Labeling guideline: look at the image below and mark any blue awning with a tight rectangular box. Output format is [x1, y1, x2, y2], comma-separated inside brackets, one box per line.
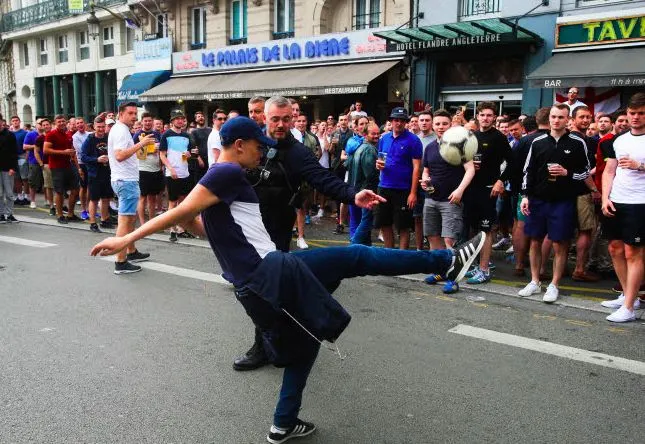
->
[117, 70, 171, 105]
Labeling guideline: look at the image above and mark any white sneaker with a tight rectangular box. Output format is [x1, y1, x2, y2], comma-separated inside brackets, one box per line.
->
[601, 294, 641, 310]
[606, 305, 636, 323]
[316, 209, 324, 218]
[296, 237, 309, 249]
[518, 281, 541, 297]
[543, 283, 559, 303]
[505, 245, 514, 254]
[29, 202, 37, 209]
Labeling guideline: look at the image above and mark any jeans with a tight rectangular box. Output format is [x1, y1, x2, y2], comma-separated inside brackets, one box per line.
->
[348, 204, 362, 238]
[350, 208, 374, 246]
[273, 245, 454, 427]
[0, 171, 15, 216]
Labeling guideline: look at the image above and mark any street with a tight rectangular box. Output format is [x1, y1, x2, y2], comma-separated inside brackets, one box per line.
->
[1, 220, 644, 443]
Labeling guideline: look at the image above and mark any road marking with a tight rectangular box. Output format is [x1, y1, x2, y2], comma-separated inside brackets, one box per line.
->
[99, 257, 230, 285]
[449, 324, 645, 376]
[0, 235, 56, 248]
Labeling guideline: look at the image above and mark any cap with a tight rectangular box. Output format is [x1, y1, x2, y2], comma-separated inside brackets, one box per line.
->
[170, 109, 185, 121]
[220, 116, 277, 147]
[389, 107, 410, 120]
[105, 118, 116, 125]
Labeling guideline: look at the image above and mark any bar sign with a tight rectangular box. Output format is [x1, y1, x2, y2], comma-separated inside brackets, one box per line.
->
[68, 0, 84, 14]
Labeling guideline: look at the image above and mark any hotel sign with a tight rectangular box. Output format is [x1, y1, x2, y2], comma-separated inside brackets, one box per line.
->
[556, 14, 645, 48]
[391, 33, 503, 52]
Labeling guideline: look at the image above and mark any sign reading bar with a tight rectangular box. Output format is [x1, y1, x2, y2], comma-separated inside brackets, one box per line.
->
[530, 75, 645, 89]
[556, 14, 645, 48]
[172, 27, 401, 74]
[68, 0, 84, 14]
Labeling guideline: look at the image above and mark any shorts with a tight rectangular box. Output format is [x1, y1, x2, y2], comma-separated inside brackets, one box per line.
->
[88, 174, 113, 201]
[602, 203, 645, 246]
[576, 193, 596, 232]
[524, 198, 575, 242]
[79, 164, 88, 188]
[42, 165, 53, 189]
[423, 198, 463, 239]
[465, 186, 498, 232]
[111, 180, 140, 216]
[139, 170, 164, 196]
[17, 158, 29, 180]
[514, 193, 526, 223]
[28, 163, 43, 191]
[166, 176, 192, 202]
[51, 167, 80, 194]
[373, 187, 413, 231]
[413, 187, 425, 218]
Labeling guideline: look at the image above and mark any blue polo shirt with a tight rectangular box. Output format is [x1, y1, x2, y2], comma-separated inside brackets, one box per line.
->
[377, 129, 423, 190]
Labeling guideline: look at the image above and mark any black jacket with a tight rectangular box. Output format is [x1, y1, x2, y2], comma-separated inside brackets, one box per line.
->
[522, 131, 590, 201]
[248, 133, 357, 251]
[509, 129, 549, 194]
[0, 128, 18, 172]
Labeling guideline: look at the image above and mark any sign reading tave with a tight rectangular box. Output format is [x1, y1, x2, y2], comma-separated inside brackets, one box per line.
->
[557, 14, 645, 48]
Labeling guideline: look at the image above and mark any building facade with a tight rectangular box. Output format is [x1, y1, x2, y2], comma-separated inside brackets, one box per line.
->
[0, 0, 140, 123]
[0, 1, 17, 121]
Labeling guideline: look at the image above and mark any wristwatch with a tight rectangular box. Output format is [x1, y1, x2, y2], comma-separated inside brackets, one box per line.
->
[638, 162, 645, 172]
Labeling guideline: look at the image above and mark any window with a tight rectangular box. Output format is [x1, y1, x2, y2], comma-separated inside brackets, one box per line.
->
[103, 26, 115, 58]
[57, 35, 69, 63]
[156, 13, 169, 38]
[126, 26, 135, 52]
[274, 0, 295, 38]
[458, 0, 501, 19]
[354, 0, 380, 30]
[230, 0, 247, 44]
[191, 7, 207, 48]
[39, 38, 48, 66]
[21, 42, 29, 67]
[79, 30, 90, 60]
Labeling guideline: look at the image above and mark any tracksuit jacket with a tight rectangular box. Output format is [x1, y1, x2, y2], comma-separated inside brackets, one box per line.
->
[0, 128, 18, 172]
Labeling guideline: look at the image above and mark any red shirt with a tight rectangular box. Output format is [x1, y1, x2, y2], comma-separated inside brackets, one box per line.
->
[45, 128, 74, 169]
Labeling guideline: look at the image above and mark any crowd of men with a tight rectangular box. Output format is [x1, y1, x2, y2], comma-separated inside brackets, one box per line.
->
[0, 91, 644, 323]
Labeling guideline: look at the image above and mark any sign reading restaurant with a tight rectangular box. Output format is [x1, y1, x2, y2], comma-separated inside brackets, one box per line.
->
[556, 13, 645, 48]
[172, 27, 402, 75]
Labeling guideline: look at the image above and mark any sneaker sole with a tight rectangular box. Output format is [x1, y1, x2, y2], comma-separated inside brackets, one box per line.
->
[114, 267, 142, 275]
[454, 232, 487, 283]
[128, 258, 150, 263]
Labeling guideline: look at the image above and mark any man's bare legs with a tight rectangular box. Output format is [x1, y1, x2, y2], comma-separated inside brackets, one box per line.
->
[608, 241, 644, 310]
[551, 241, 570, 287]
[115, 215, 137, 263]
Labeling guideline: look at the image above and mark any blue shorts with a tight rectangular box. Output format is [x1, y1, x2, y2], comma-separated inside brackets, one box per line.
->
[524, 198, 575, 242]
[111, 180, 140, 216]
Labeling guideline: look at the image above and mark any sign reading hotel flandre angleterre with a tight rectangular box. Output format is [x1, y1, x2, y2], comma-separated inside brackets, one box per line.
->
[390, 33, 504, 52]
[557, 14, 645, 48]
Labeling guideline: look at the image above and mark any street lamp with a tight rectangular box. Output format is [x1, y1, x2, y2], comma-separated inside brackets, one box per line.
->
[87, 9, 101, 40]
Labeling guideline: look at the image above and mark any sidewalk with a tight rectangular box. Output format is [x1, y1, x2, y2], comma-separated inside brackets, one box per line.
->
[11, 205, 635, 318]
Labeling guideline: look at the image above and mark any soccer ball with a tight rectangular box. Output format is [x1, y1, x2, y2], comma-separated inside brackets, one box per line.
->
[439, 126, 479, 166]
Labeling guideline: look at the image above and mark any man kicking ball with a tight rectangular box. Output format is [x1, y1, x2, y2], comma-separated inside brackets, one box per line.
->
[91, 117, 485, 443]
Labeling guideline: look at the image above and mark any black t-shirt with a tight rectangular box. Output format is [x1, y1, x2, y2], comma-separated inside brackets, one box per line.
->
[191, 127, 212, 161]
[473, 128, 513, 188]
[422, 140, 465, 201]
[84, 134, 110, 176]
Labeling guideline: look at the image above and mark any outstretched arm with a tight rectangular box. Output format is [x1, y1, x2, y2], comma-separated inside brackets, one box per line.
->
[91, 185, 219, 256]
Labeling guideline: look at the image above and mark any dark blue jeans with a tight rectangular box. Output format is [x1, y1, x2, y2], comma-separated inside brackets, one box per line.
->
[350, 208, 374, 246]
[273, 245, 454, 427]
[348, 204, 362, 238]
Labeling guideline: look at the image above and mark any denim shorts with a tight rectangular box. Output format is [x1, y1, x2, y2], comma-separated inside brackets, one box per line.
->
[111, 180, 140, 216]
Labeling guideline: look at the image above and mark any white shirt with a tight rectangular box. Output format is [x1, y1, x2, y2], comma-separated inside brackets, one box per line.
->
[609, 131, 645, 204]
[291, 128, 303, 142]
[318, 134, 330, 169]
[566, 100, 586, 115]
[207, 128, 222, 166]
[72, 131, 90, 164]
[108, 121, 139, 181]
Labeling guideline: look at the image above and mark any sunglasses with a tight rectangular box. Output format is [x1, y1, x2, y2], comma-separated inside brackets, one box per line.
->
[216, 117, 227, 121]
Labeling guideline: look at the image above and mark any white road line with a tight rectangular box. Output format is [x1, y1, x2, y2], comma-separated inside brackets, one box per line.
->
[449, 324, 645, 376]
[99, 257, 230, 285]
[0, 235, 57, 248]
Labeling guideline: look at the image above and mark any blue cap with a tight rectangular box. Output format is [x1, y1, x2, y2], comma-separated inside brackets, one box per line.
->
[220, 116, 277, 147]
[389, 107, 410, 120]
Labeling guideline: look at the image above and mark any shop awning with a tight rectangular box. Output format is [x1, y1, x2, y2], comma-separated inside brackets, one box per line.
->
[373, 18, 539, 52]
[117, 70, 172, 104]
[526, 47, 645, 88]
[139, 60, 399, 102]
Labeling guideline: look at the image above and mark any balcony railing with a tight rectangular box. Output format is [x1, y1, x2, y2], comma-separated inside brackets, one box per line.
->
[459, 0, 501, 19]
[1, 0, 126, 34]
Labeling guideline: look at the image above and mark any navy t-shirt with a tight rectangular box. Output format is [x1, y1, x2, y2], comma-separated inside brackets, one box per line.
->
[198, 162, 276, 287]
[422, 140, 466, 202]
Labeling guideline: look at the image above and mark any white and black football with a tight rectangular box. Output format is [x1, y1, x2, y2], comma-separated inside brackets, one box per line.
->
[439, 126, 479, 166]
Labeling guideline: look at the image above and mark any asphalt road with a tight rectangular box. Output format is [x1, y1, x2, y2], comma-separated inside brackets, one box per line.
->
[1, 222, 644, 443]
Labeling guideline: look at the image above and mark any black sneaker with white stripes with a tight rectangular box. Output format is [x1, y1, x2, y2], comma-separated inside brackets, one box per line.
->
[446, 232, 486, 283]
[267, 419, 316, 444]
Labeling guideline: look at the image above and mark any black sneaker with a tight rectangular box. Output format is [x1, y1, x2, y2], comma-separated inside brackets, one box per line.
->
[66, 214, 82, 222]
[126, 250, 150, 263]
[89, 223, 101, 233]
[446, 232, 487, 283]
[6, 215, 18, 223]
[267, 419, 316, 444]
[109, 207, 118, 216]
[114, 261, 142, 275]
[0, 215, 6, 223]
[62, 205, 69, 213]
[99, 220, 114, 229]
[57, 216, 68, 224]
[332, 224, 345, 235]
[177, 231, 195, 239]
[49, 207, 56, 216]
[169, 232, 178, 242]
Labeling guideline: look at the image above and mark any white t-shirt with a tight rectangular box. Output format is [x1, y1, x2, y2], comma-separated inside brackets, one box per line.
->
[318, 134, 330, 169]
[608, 131, 645, 204]
[566, 100, 586, 116]
[72, 131, 90, 164]
[291, 128, 303, 142]
[207, 128, 222, 166]
[108, 121, 139, 181]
